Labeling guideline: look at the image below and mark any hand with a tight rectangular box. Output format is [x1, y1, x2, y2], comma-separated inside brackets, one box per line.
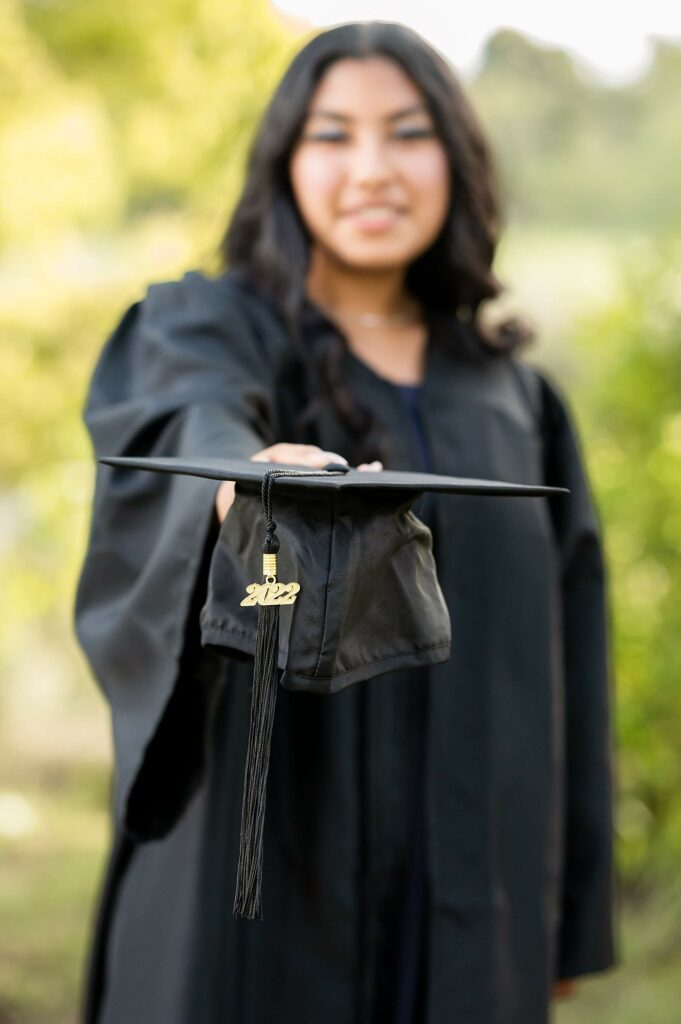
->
[214, 443, 383, 523]
[552, 979, 578, 1000]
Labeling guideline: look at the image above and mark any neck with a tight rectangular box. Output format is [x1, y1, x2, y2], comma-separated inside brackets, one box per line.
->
[306, 247, 413, 317]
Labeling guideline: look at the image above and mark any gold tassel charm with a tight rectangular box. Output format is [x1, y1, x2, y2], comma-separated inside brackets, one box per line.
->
[262, 552, 277, 578]
[241, 552, 300, 607]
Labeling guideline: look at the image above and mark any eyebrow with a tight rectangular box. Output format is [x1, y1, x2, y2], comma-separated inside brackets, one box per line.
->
[305, 103, 430, 123]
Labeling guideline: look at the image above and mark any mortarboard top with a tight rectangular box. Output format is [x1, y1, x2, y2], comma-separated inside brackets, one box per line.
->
[100, 454, 565, 497]
[100, 455, 568, 919]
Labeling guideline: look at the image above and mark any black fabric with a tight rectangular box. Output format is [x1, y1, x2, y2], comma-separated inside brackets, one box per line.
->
[390, 382, 431, 1024]
[75, 270, 618, 1023]
[98, 453, 565, 496]
[201, 481, 453, 692]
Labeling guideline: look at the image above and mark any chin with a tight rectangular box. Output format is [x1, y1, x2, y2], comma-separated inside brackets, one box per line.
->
[331, 242, 421, 272]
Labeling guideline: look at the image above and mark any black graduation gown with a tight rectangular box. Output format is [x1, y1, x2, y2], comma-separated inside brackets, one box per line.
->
[74, 270, 617, 1024]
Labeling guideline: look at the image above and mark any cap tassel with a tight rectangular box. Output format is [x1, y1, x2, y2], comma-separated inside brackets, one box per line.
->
[233, 466, 349, 920]
[233, 538, 280, 920]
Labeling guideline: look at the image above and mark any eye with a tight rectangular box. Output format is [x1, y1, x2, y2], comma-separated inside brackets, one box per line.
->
[393, 126, 436, 141]
[303, 131, 348, 144]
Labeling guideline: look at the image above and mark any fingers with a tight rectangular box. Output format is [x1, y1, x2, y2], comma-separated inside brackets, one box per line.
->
[218, 450, 383, 523]
[249, 444, 384, 473]
[250, 443, 348, 468]
[215, 480, 236, 523]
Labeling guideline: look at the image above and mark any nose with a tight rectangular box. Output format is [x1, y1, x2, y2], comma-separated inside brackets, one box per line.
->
[349, 132, 394, 187]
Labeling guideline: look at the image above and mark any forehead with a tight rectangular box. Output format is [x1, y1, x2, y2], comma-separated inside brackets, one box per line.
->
[307, 55, 427, 119]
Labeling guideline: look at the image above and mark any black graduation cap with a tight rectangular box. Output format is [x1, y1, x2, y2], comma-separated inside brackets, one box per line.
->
[100, 455, 568, 920]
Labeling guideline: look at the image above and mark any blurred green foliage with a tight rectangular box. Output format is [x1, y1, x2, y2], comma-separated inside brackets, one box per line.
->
[1, 1, 680, 1020]
[2, 0, 298, 242]
[570, 242, 681, 889]
[471, 30, 681, 231]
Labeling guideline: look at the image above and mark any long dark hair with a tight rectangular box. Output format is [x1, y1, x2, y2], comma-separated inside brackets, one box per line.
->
[221, 22, 533, 460]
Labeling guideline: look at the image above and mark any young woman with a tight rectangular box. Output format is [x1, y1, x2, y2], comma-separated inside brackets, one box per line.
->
[76, 21, 617, 1024]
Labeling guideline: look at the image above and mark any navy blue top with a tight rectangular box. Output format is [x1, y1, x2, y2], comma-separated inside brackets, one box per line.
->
[394, 383, 432, 472]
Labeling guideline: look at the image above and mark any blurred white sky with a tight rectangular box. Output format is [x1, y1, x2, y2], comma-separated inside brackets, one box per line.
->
[271, 0, 681, 82]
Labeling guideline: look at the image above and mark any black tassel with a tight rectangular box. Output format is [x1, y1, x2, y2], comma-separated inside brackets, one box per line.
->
[233, 582, 280, 919]
[233, 466, 348, 920]
[233, 470, 284, 919]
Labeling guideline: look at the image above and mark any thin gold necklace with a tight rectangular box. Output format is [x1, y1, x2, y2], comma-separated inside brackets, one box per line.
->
[317, 300, 421, 329]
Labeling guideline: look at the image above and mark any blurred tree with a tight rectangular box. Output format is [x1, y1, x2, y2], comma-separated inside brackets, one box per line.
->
[471, 31, 681, 231]
[21, 0, 298, 223]
[0, 0, 123, 244]
[566, 242, 681, 889]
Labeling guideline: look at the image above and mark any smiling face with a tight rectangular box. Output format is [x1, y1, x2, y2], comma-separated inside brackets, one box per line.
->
[289, 56, 451, 273]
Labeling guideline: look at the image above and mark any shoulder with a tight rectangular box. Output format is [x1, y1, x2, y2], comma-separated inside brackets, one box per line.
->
[142, 269, 282, 331]
[434, 310, 576, 428]
[510, 357, 583, 444]
[87, 271, 289, 408]
[113, 269, 290, 368]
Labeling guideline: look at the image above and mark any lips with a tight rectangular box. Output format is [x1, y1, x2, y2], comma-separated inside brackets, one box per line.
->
[339, 203, 405, 233]
[340, 203, 405, 216]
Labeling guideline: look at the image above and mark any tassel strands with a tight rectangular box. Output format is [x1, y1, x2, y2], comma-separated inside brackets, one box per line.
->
[233, 540, 281, 919]
[233, 465, 349, 920]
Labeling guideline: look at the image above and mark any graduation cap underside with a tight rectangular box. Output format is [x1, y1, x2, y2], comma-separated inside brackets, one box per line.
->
[101, 455, 568, 919]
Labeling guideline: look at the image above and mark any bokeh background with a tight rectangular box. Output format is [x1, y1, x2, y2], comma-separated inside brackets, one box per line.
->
[1, 2, 680, 1020]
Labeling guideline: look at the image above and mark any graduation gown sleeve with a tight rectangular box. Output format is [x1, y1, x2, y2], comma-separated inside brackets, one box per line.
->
[74, 272, 281, 841]
[537, 369, 618, 980]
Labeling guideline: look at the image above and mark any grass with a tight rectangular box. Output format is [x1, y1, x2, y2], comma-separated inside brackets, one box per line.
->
[555, 887, 681, 1023]
[0, 756, 109, 1024]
